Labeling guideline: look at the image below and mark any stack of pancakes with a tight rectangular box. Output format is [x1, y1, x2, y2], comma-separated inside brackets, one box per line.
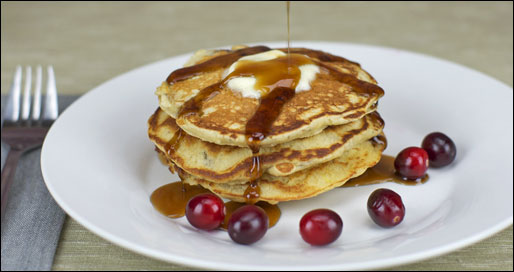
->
[148, 46, 386, 204]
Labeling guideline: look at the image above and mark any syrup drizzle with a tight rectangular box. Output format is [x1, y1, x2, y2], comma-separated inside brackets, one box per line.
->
[315, 61, 384, 98]
[167, 46, 271, 84]
[242, 85, 297, 203]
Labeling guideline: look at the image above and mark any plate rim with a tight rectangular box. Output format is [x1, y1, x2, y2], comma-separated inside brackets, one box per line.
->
[41, 40, 513, 270]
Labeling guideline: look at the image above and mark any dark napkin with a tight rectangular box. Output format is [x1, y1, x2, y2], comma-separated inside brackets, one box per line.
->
[1, 96, 78, 271]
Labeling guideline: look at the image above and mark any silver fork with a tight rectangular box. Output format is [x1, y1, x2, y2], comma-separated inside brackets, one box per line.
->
[1, 65, 59, 221]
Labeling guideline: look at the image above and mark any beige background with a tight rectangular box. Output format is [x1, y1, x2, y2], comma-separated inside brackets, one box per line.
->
[1, 1, 512, 270]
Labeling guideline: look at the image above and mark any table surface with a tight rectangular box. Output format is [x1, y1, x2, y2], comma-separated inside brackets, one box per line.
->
[1, 1, 512, 270]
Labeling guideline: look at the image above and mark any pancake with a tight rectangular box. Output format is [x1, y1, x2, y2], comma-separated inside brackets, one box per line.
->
[148, 107, 384, 183]
[179, 137, 386, 204]
[156, 45, 384, 147]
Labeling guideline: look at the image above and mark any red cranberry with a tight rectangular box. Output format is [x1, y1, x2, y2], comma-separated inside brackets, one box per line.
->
[186, 194, 225, 230]
[299, 209, 343, 246]
[422, 132, 456, 167]
[394, 147, 429, 180]
[228, 205, 268, 245]
[367, 188, 405, 228]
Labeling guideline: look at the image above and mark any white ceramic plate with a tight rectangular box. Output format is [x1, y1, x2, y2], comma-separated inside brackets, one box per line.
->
[41, 41, 513, 270]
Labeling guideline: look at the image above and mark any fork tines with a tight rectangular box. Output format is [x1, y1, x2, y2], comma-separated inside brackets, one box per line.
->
[2, 65, 58, 127]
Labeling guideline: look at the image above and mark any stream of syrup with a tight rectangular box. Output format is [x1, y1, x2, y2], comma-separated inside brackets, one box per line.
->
[287, 1, 291, 58]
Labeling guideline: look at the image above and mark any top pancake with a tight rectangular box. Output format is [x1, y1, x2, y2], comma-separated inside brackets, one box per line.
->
[156, 46, 384, 147]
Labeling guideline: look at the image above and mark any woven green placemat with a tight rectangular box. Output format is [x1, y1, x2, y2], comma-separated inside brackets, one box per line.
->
[53, 219, 512, 271]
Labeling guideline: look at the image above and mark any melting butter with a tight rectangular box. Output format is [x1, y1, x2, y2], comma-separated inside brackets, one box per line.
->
[224, 50, 320, 98]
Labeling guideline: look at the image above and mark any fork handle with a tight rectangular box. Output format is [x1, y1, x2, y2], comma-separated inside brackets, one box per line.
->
[1, 148, 23, 221]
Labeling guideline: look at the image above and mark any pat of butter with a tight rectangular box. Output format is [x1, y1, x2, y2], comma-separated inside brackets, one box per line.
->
[224, 50, 320, 99]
